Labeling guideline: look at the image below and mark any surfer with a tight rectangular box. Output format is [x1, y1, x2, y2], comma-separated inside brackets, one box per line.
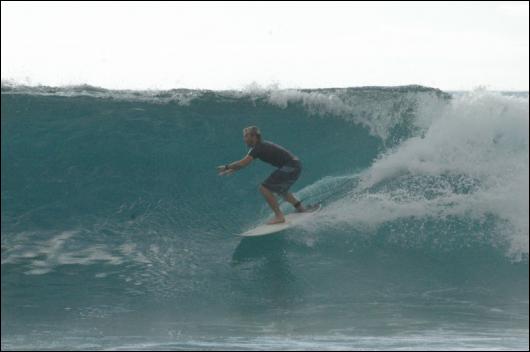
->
[217, 126, 310, 224]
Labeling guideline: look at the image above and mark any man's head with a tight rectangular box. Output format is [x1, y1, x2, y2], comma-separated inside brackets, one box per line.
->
[243, 126, 261, 147]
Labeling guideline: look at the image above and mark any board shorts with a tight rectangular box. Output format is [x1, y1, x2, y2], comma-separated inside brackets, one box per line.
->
[262, 160, 302, 196]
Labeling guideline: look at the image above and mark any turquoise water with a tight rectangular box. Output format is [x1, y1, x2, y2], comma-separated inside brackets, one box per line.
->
[1, 84, 528, 350]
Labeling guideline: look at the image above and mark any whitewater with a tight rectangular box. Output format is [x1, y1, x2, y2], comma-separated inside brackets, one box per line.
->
[1, 83, 528, 350]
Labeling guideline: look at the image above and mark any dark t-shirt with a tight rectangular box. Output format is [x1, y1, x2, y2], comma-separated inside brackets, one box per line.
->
[247, 140, 299, 168]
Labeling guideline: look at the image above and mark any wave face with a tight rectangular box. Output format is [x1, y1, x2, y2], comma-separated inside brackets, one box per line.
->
[1, 84, 528, 350]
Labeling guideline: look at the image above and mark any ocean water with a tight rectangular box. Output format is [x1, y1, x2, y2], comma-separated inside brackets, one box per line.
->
[1, 84, 528, 350]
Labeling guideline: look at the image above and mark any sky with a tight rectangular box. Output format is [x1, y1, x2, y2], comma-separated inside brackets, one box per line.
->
[1, 1, 529, 91]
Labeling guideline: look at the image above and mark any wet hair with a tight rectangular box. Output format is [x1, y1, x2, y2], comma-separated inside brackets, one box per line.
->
[243, 126, 261, 141]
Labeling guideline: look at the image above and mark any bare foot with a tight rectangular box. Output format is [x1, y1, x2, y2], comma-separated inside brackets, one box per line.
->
[267, 216, 285, 225]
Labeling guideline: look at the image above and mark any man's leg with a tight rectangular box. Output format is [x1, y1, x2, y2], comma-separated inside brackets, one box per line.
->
[283, 192, 306, 212]
[259, 185, 285, 223]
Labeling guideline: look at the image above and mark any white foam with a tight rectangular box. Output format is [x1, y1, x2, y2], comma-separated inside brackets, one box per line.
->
[306, 90, 529, 259]
[0, 229, 152, 275]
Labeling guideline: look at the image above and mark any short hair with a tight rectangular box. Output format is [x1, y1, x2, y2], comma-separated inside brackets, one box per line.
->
[243, 126, 261, 140]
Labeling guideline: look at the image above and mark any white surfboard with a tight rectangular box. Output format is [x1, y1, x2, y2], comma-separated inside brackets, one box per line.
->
[239, 204, 321, 237]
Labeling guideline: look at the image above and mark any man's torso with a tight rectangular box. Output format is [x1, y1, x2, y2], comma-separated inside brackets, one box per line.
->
[247, 140, 299, 168]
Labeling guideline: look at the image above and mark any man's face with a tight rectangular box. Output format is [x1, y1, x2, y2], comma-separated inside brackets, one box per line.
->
[243, 132, 256, 147]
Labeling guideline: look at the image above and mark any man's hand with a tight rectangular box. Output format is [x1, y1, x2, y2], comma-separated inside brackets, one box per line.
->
[217, 165, 234, 176]
[217, 156, 252, 176]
